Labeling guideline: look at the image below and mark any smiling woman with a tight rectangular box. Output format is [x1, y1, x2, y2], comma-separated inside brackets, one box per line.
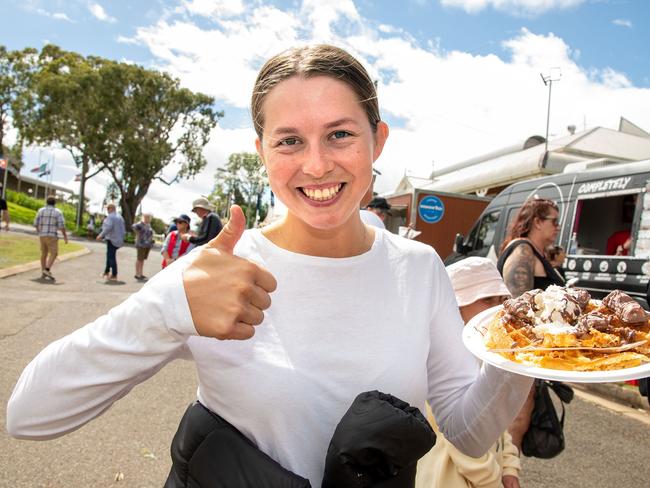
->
[7, 45, 533, 488]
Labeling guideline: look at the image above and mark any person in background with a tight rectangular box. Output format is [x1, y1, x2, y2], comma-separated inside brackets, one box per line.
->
[132, 213, 154, 281]
[161, 214, 195, 268]
[86, 214, 96, 239]
[546, 244, 566, 280]
[165, 219, 178, 237]
[181, 197, 222, 246]
[417, 257, 520, 488]
[497, 197, 565, 452]
[96, 203, 126, 282]
[0, 192, 9, 231]
[34, 196, 68, 281]
[360, 196, 391, 229]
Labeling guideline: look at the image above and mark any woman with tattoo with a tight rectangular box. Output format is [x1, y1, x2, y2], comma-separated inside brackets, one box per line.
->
[496, 197, 566, 452]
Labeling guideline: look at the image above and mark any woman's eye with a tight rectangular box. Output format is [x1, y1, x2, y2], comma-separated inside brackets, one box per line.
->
[331, 130, 351, 140]
[279, 137, 299, 146]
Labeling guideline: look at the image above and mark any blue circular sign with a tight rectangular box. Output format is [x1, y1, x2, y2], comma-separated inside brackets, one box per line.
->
[418, 195, 445, 224]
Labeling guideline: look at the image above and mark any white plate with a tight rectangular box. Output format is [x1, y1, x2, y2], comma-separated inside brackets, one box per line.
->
[462, 305, 650, 383]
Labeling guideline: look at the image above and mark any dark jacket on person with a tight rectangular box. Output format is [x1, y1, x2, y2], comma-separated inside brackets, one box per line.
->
[165, 391, 436, 488]
[189, 212, 223, 246]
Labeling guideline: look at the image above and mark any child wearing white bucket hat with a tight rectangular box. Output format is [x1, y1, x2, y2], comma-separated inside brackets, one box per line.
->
[416, 257, 521, 488]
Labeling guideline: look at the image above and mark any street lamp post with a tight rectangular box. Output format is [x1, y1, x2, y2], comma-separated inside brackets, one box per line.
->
[540, 67, 561, 154]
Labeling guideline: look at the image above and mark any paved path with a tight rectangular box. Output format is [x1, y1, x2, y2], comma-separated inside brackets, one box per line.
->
[1, 236, 196, 487]
[2, 232, 650, 487]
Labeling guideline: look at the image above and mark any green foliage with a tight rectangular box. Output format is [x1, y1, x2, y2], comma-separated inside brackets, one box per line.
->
[5, 188, 42, 211]
[6, 201, 36, 225]
[15, 44, 223, 229]
[150, 216, 167, 235]
[210, 152, 269, 228]
[0, 45, 37, 158]
[5, 189, 88, 229]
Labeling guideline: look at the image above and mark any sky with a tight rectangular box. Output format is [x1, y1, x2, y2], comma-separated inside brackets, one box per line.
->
[2, 0, 650, 221]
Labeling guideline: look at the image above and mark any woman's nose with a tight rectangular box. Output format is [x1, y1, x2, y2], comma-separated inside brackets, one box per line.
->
[301, 144, 334, 178]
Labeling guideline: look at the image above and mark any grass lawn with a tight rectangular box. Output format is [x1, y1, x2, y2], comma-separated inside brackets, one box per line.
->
[0, 233, 86, 269]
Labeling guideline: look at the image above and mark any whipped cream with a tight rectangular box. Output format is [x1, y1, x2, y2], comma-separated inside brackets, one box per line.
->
[532, 285, 580, 333]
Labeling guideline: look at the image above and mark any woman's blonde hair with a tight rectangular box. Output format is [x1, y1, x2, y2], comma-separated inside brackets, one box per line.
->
[251, 44, 380, 139]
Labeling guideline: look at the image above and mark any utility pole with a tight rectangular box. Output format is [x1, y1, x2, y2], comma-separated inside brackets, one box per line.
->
[540, 67, 561, 154]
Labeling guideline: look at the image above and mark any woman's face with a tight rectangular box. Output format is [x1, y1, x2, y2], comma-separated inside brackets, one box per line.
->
[534, 208, 560, 245]
[256, 75, 388, 231]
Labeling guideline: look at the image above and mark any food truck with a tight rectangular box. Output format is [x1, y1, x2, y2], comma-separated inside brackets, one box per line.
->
[384, 189, 490, 259]
[448, 159, 650, 308]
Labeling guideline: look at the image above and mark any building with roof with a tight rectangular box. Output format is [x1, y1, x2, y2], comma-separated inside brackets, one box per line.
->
[387, 117, 650, 199]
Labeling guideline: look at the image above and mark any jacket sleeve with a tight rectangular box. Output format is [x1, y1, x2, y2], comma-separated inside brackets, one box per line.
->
[500, 430, 521, 478]
[441, 437, 503, 488]
[425, 252, 534, 458]
[6, 260, 196, 440]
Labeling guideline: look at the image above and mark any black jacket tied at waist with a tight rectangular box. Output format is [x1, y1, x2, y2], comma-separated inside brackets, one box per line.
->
[165, 391, 436, 488]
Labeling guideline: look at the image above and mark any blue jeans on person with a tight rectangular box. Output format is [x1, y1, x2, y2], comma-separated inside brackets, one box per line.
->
[105, 240, 119, 277]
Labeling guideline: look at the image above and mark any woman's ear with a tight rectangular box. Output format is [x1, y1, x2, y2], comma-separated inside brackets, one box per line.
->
[255, 138, 264, 162]
[372, 121, 389, 162]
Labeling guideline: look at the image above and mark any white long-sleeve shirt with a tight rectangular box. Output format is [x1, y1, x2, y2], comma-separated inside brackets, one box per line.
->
[7, 228, 532, 487]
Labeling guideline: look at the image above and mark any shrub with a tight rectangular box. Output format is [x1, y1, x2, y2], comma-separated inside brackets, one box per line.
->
[6, 189, 92, 230]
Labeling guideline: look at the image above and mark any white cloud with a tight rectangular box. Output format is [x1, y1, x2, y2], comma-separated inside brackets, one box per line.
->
[439, 0, 585, 16]
[29, 7, 72, 22]
[88, 2, 116, 23]
[612, 18, 632, 28]
[51, 12, 72, 21]
[182, 0, 245, 18]
[23, 0, 650, 222]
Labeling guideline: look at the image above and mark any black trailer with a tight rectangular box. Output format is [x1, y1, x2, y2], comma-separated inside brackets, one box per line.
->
[448, 159, 650, 308]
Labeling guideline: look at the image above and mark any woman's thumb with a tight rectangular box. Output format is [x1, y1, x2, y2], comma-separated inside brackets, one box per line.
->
[207, 205, 246, 254]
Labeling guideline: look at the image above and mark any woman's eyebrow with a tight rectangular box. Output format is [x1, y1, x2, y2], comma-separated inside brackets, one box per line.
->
[324, 117, 359, 129]
[272, 126, 299, 136]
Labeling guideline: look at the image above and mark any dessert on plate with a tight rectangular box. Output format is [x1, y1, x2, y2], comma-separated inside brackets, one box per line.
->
[484, 286, 650, 371]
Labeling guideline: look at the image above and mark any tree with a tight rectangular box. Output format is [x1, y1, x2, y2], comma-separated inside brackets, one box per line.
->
[0, 45, 36, 189]
[15, 45, 120, 225]
[210, 152, 269, 228]
[15, 45, 223, 229]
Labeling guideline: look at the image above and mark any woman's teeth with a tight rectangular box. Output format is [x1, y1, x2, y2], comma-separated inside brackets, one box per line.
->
[302, 184, 342, 201]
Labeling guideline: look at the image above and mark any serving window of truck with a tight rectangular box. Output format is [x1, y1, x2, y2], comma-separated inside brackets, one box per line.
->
[568, 186, 641, 258]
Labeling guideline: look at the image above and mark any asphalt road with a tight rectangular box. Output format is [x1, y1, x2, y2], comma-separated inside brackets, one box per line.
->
[1, 233, 650, 487]
[1, 236, 197, 488]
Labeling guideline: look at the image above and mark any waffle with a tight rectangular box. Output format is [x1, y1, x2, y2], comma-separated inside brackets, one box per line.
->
[484, 287, 650, 371]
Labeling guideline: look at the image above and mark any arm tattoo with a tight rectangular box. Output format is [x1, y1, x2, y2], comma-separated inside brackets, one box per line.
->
[503, 244, 536, 297]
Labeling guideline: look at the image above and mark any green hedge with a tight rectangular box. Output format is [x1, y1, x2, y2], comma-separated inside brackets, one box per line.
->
[5, 189, 91, 230]
[7, 202, 37, 226]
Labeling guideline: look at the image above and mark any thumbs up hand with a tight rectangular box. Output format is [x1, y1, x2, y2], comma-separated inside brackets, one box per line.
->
[182, 205, 277, 340]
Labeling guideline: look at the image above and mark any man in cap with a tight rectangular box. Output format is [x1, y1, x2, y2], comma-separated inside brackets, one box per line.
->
[416, 257, 521, 488]
[360, 196, 391, 229]
[182, 197, 223, 246]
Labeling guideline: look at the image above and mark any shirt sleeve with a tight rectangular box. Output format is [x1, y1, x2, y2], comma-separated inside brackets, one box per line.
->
[98, 216, 113, 238]
[426, 252, 534, 458]
[6, 261, 197, 440]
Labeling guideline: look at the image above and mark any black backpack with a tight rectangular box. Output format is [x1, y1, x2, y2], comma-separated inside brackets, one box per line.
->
[521, 379, 574, 459]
